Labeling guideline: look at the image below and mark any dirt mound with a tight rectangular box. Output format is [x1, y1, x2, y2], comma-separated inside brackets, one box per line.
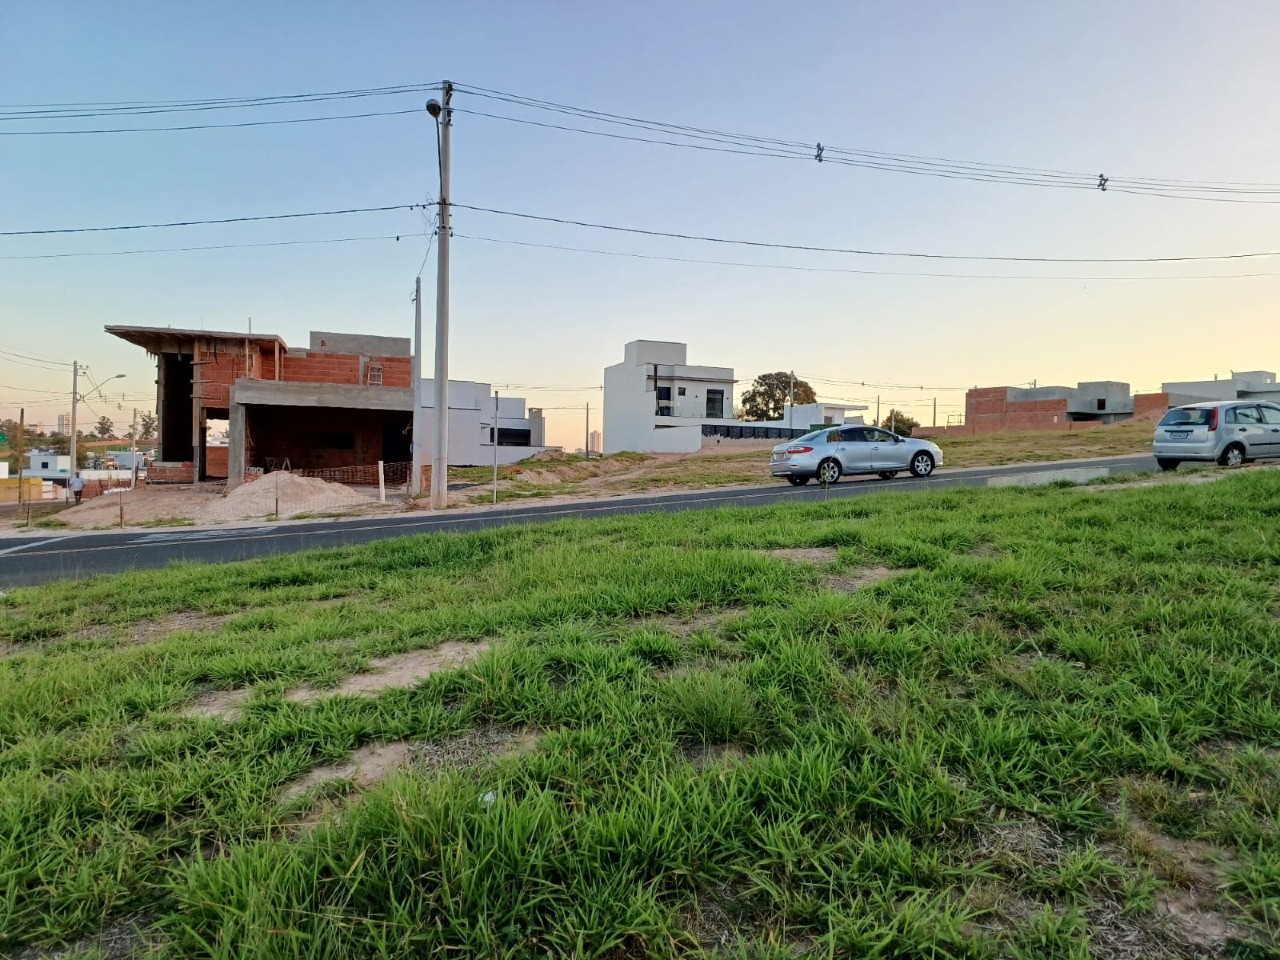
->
[201, 474, 369, 521]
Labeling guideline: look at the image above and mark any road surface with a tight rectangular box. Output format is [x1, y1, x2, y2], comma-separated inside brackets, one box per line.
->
[0, 455, 1155, 588]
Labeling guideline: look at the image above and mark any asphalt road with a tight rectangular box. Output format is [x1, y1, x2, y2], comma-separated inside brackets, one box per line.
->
[0, 455, 1155, 588]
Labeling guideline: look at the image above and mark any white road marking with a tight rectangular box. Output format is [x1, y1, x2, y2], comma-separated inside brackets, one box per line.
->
[0, 538, 63, 557]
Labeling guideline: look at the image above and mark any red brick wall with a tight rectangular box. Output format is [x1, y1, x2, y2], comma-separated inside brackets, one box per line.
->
[1134, 392, 1170, 419]
[205, 446, 229, 479]
[375, 356, 412, 388]
[147, 462, 194, 484]
[281, 353, 362, 385]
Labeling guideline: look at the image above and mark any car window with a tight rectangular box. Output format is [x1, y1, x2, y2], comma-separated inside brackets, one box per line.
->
[1232, 405, 1263, 425]
[826, 430, 843, 443]
[1159, 408, 1214, 426]
[865, 428, 894, 442]
[794, 429, 826, 443]
[1260, 405, 1280, 425]
[843, 428, 869, 442]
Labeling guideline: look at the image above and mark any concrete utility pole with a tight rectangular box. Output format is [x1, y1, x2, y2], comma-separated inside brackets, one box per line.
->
[585, 401, 590, 459]
[410, 276, 424, 496]
[427, 83, 453, 510]
[788, 371, 795, 430]
[16, 408, 24, 505]
[68, 361, 79, 498]
[932, 397, 937, 428]
[130, 408, 139, 489]
[875, 395, 880, 427]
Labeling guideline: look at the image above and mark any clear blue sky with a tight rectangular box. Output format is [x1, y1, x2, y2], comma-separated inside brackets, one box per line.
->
[2, 1, 1277, 444]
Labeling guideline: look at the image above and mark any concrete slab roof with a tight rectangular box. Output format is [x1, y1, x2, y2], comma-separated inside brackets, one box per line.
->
[105, 325, 288, 354]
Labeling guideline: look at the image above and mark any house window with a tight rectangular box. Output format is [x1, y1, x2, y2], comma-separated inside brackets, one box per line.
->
[678, 386, 686, 396]
[656, 386, 672, 401]
[658, 405, 673, 417]
[41, 461, 49, 469]
[706, 389, 725, 419]
[366, 363, 383, 386]
[1096, 399, 1106, 411]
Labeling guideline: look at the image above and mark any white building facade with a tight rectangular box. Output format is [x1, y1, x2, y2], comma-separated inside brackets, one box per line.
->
[417, 379, 555, 466]
[603, 341, 740, 454]
[1163, 370, 1280, 407]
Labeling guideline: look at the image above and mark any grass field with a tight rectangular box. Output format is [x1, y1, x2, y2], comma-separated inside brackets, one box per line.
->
[2, 470, 1278, 958]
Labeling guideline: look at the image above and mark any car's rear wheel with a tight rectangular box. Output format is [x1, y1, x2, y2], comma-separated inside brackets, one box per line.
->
[1156, 458, 1181, 471]
[786, 475, 809, 486]
[877, 471, 899, 480]
[1219, 443, 1245, 467]
[909, 452, 936, 478]
[817, 459, 841, 485]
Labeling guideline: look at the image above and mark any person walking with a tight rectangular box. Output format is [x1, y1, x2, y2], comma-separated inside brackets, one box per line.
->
[69, 472, 86, 505]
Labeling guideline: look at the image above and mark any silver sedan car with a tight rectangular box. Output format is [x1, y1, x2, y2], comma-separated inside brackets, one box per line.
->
[1153, 400, 1280, 470]
[770, 426, 943, 485]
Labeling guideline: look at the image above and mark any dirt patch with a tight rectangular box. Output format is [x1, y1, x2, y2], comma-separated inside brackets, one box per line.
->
[51, 487, 217, 530]
[283, 740, 414, 802]
[129, 611, 232, 643]
[202, 474, 370, 522]
[13, 912, 153, 960]
[630, 611, 725, 638]
[767, 547, 838, 565]
[412, 726, 541, 777]
[824, 566, 895, 592]
[286, 640, 490, 702]
[684, 742, 748, 769]
[181, 688, 254, 722]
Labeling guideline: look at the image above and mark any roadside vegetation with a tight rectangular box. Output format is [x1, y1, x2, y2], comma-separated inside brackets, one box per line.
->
[1, 470, 1278, 957]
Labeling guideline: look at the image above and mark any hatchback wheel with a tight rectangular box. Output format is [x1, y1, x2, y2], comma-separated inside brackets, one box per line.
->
[909, 452, 936, 477]
[1219, 443, 1245, 467]
[878, 471, 899, 480]
[786, 475, 809, 486]
[1156, 458, 1180, 472]
[817, 459, 841, 485]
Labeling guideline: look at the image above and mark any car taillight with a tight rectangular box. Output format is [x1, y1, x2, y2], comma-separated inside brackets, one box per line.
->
[786, 445, 813, 454]
[1208, 408, 1218, 430]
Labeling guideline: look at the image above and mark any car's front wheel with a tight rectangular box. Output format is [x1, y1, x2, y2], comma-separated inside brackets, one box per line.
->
[1218, 443, 1245, 467]
[909, 452, 936, 478]
[878, 471, 899, 480]
[817, 459, 841, 485]
[786, 475, 809, 486]
[1156, 458, 1181, 472]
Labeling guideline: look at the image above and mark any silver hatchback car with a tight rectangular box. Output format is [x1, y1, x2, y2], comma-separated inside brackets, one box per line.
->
[1153, 400, 1280, 470]
[770, 426, 943, 485]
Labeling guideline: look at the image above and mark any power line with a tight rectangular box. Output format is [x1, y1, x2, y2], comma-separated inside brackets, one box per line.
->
[455, 232, 1280, 282]
[0, 233, 425, 261]
[452, 204, 1280, 265]
[804, 374, 969, 391]
[0, 108, 423, 136]
[0, 203, 427, 238]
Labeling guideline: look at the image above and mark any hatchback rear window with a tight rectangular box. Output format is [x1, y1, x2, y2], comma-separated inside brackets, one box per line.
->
[1159, 408, 1214, 427]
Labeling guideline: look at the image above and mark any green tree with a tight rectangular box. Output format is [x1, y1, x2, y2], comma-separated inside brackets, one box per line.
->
[139, 411, 157, 443]
[94, 416, 115, 440]
[739, 372, 817, 422]
[879, 409, 920, 437]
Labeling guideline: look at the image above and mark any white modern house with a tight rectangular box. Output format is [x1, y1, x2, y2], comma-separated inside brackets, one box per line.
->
[417, 379, 555, 466]
[24, 452, 72, 479]
[763, 402, 868, 432]
[603, 341, 742, 454]
[1163, 370, 1280, 407]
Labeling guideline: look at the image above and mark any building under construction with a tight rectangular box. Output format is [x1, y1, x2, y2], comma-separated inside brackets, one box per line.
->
[107, 326, 549, 488]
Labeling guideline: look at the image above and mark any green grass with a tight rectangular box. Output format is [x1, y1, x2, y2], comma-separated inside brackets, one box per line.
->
[134, 516, 198, 528]
[2, 472, 1279, 957]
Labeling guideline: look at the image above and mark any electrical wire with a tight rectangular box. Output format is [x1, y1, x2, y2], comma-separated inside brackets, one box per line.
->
[0, 233, 428, 262]
[451, 205, 1280, 265]
[0, 108, 423, 136]
[0, 204, 425, 237]
[454, 232, 1280, 282]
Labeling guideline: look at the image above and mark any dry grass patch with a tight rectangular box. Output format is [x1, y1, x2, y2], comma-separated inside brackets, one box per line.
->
[766, 547, 838, 565]
[412, 726, 541, 778]
[286, 640, 490, 703]
[629, 610, 727, 638]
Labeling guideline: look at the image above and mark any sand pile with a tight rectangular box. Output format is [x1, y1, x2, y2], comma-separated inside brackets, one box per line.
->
[200, 474, 369, 521]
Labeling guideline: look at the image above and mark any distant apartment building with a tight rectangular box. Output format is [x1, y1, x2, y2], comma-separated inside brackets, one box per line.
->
[56, 414, 70, 435]
[588, 430, 602, 454]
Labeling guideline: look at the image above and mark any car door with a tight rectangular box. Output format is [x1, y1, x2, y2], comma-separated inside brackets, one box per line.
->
[1258, 404, 1280, 457]
[866, 427, 910, 469]
[834, 428, 874, 473]
[1227, 405, 1268, 458]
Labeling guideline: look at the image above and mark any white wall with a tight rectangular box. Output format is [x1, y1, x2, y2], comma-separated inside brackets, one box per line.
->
[418, 378, 554, 466]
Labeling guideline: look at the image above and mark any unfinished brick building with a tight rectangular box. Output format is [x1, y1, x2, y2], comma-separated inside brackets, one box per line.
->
[107, 327, 413, 485]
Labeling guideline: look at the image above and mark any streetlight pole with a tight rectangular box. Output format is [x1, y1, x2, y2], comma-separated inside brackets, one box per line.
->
[427, 83, 453, 510]
[410, 276, 424, 496]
